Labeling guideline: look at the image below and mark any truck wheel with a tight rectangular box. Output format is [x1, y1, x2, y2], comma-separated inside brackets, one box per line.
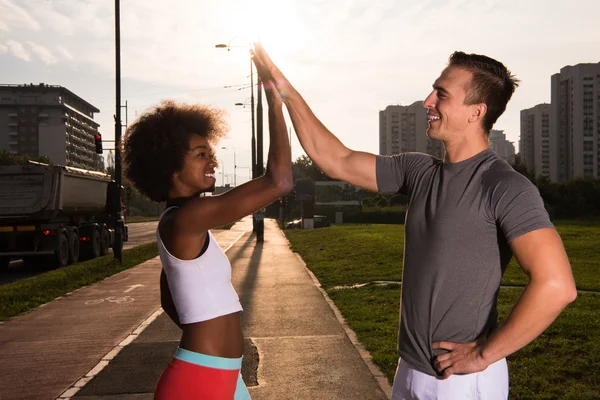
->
[0, 257, 9, 272]
[52, 231, 69, 268]
[89, 226, 102, 259]
[100, 227, 110, 256]
[69, 231, 80, 265]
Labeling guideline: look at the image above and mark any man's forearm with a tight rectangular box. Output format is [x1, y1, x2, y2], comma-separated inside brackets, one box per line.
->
[283, 87, 350, 179]
[481, 279, 575, 364]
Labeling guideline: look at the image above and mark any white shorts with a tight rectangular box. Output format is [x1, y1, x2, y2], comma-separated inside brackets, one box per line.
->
[391, 358, 509, 400]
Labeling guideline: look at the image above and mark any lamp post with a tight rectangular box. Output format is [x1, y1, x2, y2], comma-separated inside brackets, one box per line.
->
[221, 145, 236, 186]
[215, 43, 256, 181]
[215, 40, 264, 241]
[113, 0, 123, 263]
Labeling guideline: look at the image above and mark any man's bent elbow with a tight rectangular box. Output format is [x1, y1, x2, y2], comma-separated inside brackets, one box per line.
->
[565, 283, 578, 305]
[550, 279, 578, 309]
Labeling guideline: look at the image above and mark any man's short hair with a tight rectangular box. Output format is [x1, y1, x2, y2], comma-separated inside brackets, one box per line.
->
[449, 51, 519, 132]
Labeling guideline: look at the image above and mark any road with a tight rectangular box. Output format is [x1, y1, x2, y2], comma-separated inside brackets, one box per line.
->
[0, 221, 159, 286]
[123, 221, 159, 250]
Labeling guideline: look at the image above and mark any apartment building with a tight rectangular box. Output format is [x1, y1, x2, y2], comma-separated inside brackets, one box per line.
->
[520, 104, 553, 179]
[379, 101, 443, 158]
[489, 129, 515, 164]
[551, 63, 600, 181]
[0, 83, 103, 171]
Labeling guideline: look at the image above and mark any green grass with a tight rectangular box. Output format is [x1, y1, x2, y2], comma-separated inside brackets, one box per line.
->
[286, 222, 600, 291]
[500, 289, 600, 400]
[325, 285, 599, 399]
[0, 242, 159, 321]
[503, 224, 600, 291]
[286, 224, 402, 288]
[328, 284, 401, 379]
[285, 222, 600, 398]
[126, 216, 160, 223]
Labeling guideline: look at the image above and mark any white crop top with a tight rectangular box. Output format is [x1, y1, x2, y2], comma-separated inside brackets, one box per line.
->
[156, 207, 243, 324]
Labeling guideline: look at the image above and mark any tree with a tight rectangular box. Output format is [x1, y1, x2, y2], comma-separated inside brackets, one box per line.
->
[510, 154, 535, 182]
[0, 150, 51, 166]
[292, 155, 331, 181]
[105, 150, 115, 179]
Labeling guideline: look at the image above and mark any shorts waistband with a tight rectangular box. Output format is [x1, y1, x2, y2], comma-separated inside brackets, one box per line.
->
[174, 348, 242, 370]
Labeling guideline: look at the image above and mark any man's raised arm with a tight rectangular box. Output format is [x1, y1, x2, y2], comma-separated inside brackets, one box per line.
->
[252, 43, 378, 192]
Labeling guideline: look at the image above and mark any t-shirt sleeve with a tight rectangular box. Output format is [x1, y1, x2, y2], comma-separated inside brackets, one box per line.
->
[489, 170, 554, 243]
[376, 153, 436, 195]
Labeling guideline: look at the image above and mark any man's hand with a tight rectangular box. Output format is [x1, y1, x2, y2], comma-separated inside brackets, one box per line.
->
[432, 337, 490, 379]
[251, 42, 292, 100]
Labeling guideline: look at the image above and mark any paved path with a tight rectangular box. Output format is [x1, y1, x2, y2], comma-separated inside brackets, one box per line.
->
[0, 217, 390, 400]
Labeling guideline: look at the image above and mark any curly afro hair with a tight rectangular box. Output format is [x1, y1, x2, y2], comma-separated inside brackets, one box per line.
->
[122, 100, 227, 202]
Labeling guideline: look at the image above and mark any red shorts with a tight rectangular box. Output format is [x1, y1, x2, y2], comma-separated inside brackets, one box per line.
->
[154, 348, 250, 400]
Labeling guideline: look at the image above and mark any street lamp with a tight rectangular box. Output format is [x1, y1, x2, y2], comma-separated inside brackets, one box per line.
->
[215, 40, 265, 241]
[215, 42, 257, 181]
[235, 97, 252, 108]
[221, 145, 236, 186]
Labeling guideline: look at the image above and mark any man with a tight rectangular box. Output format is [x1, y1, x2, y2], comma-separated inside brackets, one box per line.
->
[252, 44, 577, 399]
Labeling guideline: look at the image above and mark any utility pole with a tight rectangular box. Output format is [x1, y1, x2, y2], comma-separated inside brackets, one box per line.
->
[113, 0, 123, 262]
[256, 76, 264, 176]
[254, 76, 265, 242]
[250, 58, 257, 181]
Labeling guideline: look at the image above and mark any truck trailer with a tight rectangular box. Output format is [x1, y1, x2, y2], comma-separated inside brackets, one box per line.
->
[0, 162, 128, 270]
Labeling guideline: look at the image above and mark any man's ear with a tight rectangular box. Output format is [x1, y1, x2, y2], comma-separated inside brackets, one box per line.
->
[469, 103, 487, 124]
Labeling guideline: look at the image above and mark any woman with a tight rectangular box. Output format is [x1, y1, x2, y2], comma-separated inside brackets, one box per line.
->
[122, 61, 292, 399]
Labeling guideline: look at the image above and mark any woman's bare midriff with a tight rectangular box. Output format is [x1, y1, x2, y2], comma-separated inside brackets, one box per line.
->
[179, 312, 244, 358]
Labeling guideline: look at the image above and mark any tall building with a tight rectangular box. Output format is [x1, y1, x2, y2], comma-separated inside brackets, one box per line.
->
[379, 101, 443, 158]
[0, 83, 104, 171]
[551, 63, 600, 181]
[489, 130, 515, 164]
[520, 104, 553, 179]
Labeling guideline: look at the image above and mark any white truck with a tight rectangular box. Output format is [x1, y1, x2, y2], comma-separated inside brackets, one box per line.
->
[0, 162, 127, 270]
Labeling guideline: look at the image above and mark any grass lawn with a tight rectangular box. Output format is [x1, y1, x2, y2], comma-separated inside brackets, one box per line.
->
[285, 222, 600, 398]
[502, 223, 600, 291]
[126, 215, 160, 223]
[287, 223, 600, 291]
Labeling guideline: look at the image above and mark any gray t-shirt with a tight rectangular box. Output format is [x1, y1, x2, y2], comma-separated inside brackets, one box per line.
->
[376, 148, 554, 376]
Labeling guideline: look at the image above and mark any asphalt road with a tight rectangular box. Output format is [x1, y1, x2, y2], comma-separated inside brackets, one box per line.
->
[0, 221, 159, 286]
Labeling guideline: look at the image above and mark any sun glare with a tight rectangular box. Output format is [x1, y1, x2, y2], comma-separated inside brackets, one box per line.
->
[225, 0, 308, 63]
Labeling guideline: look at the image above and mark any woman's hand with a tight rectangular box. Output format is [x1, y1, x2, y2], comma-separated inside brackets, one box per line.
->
[251, 42, 291, 103]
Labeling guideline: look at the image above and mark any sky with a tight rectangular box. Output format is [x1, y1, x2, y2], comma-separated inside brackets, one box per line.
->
[1, 0, 599, 185]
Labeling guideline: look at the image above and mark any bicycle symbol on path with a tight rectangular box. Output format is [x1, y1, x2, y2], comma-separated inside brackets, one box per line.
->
[85, 296, 135, 305]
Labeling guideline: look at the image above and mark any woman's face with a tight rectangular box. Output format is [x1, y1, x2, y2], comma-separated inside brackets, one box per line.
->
[172, 134, 217, 196]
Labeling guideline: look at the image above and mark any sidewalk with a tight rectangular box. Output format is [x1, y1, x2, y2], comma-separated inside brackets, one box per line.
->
[0, 218, 390, 400]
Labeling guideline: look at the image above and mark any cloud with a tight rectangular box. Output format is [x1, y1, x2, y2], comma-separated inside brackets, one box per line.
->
[0, 0, 41, 31]
[27, 41, 58, 64]
[5, 40, 31, 61]
[56, 45, 74, 61]
[26, 2, 74, 36]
